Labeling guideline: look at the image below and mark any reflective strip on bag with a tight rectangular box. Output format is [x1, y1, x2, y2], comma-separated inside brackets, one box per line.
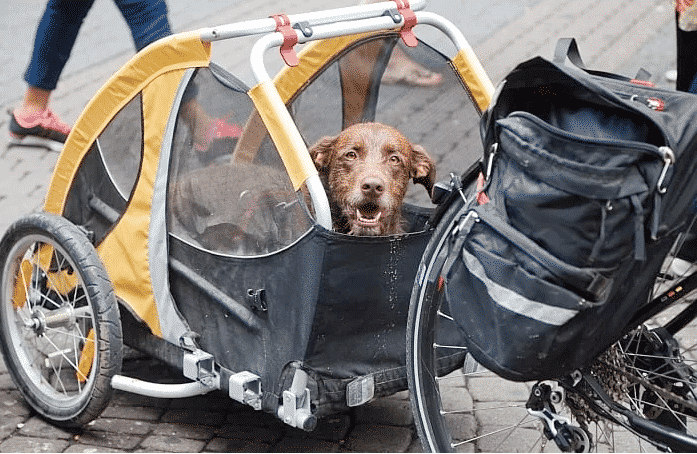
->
[462, 248, 579, 326]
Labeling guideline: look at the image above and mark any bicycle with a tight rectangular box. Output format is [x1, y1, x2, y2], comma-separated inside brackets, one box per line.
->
[408, 167, 697, 452]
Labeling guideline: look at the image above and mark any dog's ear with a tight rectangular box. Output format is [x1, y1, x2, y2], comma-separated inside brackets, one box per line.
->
[410, 144, 436, 195]
[308, 136, 337, 171]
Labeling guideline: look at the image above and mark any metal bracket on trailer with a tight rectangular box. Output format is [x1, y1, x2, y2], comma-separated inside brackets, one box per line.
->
[183, 349, 219, 389]
[229, 371, 263, 411]
[111, 312, 264, 409]
[277, 368, 317, 431]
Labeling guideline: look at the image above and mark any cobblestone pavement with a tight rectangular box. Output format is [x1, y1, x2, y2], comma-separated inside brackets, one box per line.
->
[0, 0, 680, 452]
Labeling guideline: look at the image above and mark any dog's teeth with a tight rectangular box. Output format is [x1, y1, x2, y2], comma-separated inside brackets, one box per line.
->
[356, 209, 382, 224]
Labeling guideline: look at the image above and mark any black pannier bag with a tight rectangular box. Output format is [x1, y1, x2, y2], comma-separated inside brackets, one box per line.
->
[444, 39, 697, 381]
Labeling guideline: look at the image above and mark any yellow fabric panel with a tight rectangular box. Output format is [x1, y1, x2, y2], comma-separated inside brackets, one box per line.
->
[96, 69, 184, 336]
[249, 81, 318, 190]
[274, 32, 381, 103]
[452, 48, 495, 113]
[44, 31, 211, 215]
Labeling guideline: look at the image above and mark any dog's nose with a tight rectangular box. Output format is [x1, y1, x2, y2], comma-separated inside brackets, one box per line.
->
[361, 177, 385, 197]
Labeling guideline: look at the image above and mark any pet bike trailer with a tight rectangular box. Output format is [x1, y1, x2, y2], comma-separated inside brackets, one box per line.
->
[0, 1, 493, 429]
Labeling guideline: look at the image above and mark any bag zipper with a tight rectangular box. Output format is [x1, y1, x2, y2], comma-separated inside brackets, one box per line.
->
[508, 111, 665, 159]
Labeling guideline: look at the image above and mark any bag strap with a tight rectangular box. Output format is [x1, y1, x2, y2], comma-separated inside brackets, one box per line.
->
[553, 37, 587, 69]
[554, 37, 652, 82]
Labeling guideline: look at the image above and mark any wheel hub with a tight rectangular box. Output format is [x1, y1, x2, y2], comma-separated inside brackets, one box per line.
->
[25, 306, 77, 336]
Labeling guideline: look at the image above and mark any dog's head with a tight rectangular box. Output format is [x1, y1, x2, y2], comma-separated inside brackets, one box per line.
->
[309, 122, 436, 235]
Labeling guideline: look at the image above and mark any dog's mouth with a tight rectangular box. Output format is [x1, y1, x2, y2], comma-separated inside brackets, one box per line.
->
[354, 202, 383, 227]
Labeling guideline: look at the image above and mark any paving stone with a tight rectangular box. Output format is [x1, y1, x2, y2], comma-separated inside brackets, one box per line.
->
[452, 440, 477, 453]
[214, 423, 284, 444]
[406, 437, 424, 453]
[225, 408, 287, 429]
[474, 425, 545, 453]
[139, 434, 207, 453]
[445, 414, 477, 445]
[100, 405, 165, 422]
[473, 401, 531, 429]
[204, 437, 272, 453]
[0, 374, 17, 391]
[596, 427, 662, 453]
[0, 390, 33, 418]
[466, 376, 531, 404]
[345, 423, 413, 453]
[0, 415, 24, 440]
[0, 436, 71, 452]
[109, 390, 171, 409]
[74, 431, 143, 451]
[439, 379, 474, 413]
[161, 408, 227, 427]
[354, 397, 414, 427]
[168, 391, 241, 413]
[86, 417, 153, 436]
[152, 422, 220, 441]
[270, 436, 340, 452]
[63, 444, 126, 453]
[18, 416, 76, 440]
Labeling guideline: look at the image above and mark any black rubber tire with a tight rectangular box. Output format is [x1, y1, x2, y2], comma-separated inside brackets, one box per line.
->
[0, 212, 122, 428]
[407, 194, 466, 453]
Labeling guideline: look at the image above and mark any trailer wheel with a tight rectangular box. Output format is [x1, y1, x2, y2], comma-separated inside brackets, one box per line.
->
[0, 213, 122, 428]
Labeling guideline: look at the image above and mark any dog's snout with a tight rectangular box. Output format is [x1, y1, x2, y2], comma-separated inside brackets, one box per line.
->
[361, 177, 385, 197]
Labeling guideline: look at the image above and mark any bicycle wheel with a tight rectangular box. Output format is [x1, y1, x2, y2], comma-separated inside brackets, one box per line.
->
[408, 200, 697, 452]
[0, 213, 122, 428]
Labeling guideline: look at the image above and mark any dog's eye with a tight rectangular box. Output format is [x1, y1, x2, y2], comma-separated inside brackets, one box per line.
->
[389, 155, 402, 164]
[345, 150, 358, 160]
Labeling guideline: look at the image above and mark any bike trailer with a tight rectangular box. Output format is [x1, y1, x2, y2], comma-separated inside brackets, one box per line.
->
[0, 2, 492, 429]
[444, 39, 697, 382]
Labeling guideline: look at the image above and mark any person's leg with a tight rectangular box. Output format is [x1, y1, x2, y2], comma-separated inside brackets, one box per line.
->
[113, 0, 171, 51]
[676, 12, 697, 92]
[22, 0, 95, 110]
[11, 0, 93, 143]
[689, 74, 697, 94]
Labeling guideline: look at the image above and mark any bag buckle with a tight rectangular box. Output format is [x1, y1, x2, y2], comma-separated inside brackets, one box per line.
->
[657, 146, 675, 194]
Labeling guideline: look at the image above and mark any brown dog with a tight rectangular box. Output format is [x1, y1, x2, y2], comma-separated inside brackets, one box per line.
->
[308, 122, 436, 236]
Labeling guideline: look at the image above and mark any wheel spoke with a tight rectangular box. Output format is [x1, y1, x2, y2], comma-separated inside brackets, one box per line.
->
[0, 214, 122, 427]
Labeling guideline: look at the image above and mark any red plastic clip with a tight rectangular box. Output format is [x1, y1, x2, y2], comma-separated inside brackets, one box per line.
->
[394, 0, 418, 47]
[271, 14, 299, 67]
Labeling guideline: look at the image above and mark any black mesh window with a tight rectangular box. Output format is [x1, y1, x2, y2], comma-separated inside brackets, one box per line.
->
[167, 64, 313, 256]
[62, 94, 143, 244]
[97, 94, 143, 200]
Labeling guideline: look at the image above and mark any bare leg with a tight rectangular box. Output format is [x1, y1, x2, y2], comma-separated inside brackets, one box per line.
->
[381, 46, 442, 86]
[16, 86, 51, 117]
